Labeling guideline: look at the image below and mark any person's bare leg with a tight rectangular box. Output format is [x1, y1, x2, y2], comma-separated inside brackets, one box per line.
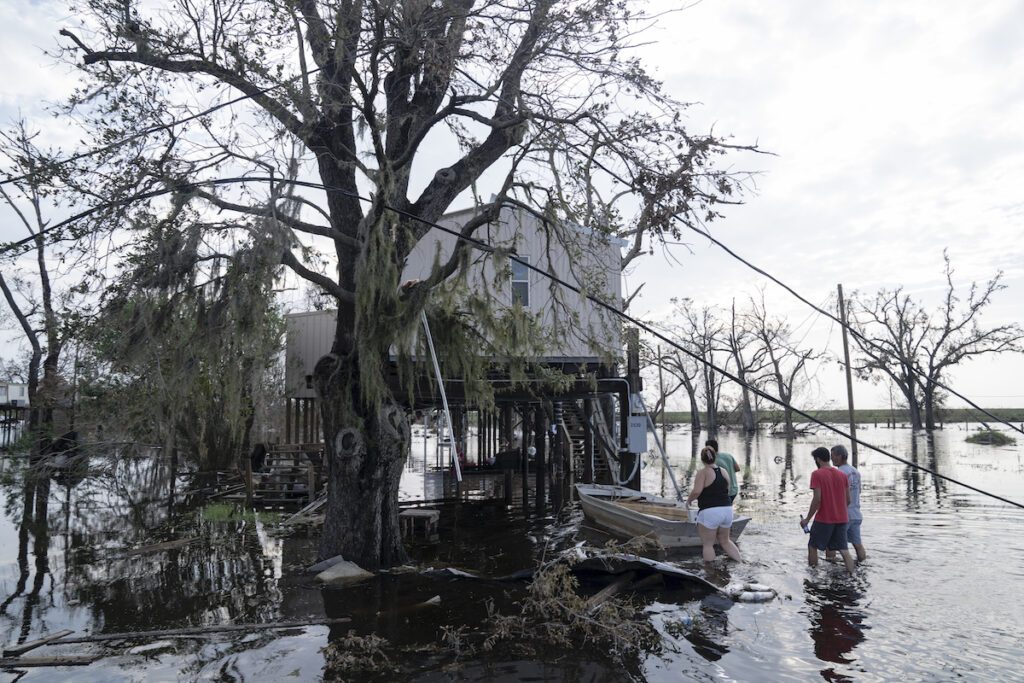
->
[716, 526, 742, 562]
[839, 549, 855, 573]
[697, 524, 717, 562]
[853, 544, 867, 562]
[825, 550, 836, 561]
[807, 545, 819, 567]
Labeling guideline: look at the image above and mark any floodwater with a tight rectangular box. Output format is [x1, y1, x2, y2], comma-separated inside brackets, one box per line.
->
[0, 425, 1021, 681]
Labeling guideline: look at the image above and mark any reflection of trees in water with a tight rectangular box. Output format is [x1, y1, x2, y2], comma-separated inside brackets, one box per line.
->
[678, 435, 700, 492]
[803, 578, 867, 682]
[903, 432, 947, 508]
[1, 446, 291, 639]
[0, 471, 52, 646]
[64, 519, 284, 632]
[779, 438, 796, 501]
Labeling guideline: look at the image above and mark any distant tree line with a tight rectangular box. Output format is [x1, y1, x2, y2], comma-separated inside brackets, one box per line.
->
[644, 255, 1023, 435]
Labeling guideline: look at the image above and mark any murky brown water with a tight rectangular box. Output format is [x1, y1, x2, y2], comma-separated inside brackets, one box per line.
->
[1, 425, 1022, 681]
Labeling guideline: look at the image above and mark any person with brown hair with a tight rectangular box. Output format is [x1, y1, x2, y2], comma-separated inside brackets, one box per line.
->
[686, 446, 743, 562]
[800, 447, 855, 573]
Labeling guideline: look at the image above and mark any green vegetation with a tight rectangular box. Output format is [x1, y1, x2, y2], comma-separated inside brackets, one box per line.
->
[199, 503, 275, 523]
[965, 430, 1017, 446]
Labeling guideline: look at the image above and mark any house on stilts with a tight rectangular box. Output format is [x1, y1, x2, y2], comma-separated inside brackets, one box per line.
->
[280, 205, 648, 507]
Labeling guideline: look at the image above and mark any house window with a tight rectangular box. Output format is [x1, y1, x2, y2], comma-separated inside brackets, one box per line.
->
[510, 256, 530, 307]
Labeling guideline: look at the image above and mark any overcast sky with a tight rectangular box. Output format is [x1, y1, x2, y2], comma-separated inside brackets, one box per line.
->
[628, 0, 1024, 410]
[1, 0, 1022, 410]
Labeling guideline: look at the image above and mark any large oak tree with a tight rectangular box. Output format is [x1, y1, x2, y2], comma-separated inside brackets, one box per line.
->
[58, 0, 754, 568]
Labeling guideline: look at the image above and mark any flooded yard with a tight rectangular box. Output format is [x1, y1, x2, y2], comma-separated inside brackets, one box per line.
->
[0, 424, 1022, 681]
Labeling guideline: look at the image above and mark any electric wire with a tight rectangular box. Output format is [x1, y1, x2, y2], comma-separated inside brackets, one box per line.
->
[2, 77, 1017, 441]
[681, 223, 1024, 437]
[0, 67, 321, 188]
[2, 174, 1023, 510]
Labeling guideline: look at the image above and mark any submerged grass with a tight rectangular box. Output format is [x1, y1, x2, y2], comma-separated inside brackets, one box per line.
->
[199, 502, 278, 523]
[965, 429, 1017, 446]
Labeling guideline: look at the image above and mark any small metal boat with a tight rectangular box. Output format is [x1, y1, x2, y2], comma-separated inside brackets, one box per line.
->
[575, 483, 750, 548]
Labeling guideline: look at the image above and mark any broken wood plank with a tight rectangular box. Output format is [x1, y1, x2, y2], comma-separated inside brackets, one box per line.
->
[53, 618, 352, 644]
[586, 571, 636, 613]
[3, 630, 75, 657]
[283, 495, 327, 525]
[207, 484, 246, 500]
[628, 573, 664, 592]
[0, 654, 98, 668]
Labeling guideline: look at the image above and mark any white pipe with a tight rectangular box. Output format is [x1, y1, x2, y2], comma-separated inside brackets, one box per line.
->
[421, 311, 461, 482]
[638, 395, 683, 500]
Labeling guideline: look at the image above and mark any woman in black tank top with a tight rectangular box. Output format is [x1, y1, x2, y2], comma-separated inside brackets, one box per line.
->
[697, 465, 731, 510]
[686, 446, 743, 563]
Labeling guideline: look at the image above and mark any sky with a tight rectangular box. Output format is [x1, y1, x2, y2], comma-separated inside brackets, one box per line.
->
[1, 0, 1022, 410]
[625, 0, 1024, 410]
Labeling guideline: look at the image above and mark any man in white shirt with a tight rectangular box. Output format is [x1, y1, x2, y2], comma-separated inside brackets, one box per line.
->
[828, 444, 866, 562]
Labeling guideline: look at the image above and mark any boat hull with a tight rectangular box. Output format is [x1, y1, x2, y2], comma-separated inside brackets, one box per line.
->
[576, 484, 750, 548]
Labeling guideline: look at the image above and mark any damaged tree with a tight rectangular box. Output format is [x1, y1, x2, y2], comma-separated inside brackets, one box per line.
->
[0, 122, 83, 451]
[849, 253, 1022, 430]
[60, 1, 755, 569]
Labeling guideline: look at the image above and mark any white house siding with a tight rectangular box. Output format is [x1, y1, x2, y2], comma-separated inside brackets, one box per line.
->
[0, 383, 29, 406]
[285, 207, 623, 398]
[285, 310, 337, 399]
[402, 206, 623, 360]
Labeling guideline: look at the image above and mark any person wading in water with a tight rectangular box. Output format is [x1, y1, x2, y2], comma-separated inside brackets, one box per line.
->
[827, 444, 867, 563]
[687, 446, 742, 563]
[800, 446, 855, 573]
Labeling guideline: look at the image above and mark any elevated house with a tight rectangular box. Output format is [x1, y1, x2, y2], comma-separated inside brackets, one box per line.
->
[0, 382, 29, 407]
[284, 206, 642, 488]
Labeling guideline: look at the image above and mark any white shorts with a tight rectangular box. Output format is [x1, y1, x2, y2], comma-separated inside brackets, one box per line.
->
[696, 505, 734, 529]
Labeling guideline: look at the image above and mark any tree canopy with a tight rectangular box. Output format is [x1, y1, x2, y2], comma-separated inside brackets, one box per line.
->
[46, 0, 757, 568]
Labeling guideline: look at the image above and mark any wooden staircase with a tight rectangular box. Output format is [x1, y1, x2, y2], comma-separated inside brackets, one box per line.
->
[233, 443, 324, 509]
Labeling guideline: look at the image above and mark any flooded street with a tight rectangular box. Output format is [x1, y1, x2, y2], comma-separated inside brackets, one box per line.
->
[0, 425, 1022, 681]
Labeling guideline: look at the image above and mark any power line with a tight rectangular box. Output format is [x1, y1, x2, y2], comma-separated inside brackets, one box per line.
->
[1, 63, 1015, 441]
[681, 223, 1024, 437]
[3, 174, 1023, 510]
[0, 67, 321, 188]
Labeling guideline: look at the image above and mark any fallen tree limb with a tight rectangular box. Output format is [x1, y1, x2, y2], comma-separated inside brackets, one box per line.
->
[51, 618, 352, 644]
[3, 630, 75, 657]
[0, 654, 98, 667]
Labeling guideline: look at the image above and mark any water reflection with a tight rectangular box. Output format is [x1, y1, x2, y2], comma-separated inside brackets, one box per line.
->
[903, 432, 948, 508]
[803, 578, 867, 681]
[0, 424, 1019, 681]
[0, 473, 51, 646]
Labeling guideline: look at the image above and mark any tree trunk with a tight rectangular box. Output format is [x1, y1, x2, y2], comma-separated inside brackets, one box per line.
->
[315, 352, 409, 571]
[739, 385, 755, 433]
[907, 397, 923, 430]
[686, 387, 701, 435]
[923, 383, 937, 431]
[783, 405, 795, 436]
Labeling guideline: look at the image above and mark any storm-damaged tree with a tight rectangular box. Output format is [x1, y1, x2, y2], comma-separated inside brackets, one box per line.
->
[58, 1, 755, 569]
[665, 298, 729, 436]
[747, 291, 821, 436]
[642, 336, 701, 435]
[725, 298, 766, 433]
[0, 122, 89, 451]
[81, 211, 285, 470]
[849, 252, 1023, 431]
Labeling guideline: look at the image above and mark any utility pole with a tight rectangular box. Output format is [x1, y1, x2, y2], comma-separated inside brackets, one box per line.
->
[837, 284, 859, 466]
[658, 345, 666, 448]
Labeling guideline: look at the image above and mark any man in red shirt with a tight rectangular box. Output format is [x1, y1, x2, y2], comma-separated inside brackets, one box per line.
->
[800, 447, 855, 573]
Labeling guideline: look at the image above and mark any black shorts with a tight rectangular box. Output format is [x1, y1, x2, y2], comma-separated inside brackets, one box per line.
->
[808, 521, 848, 551]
